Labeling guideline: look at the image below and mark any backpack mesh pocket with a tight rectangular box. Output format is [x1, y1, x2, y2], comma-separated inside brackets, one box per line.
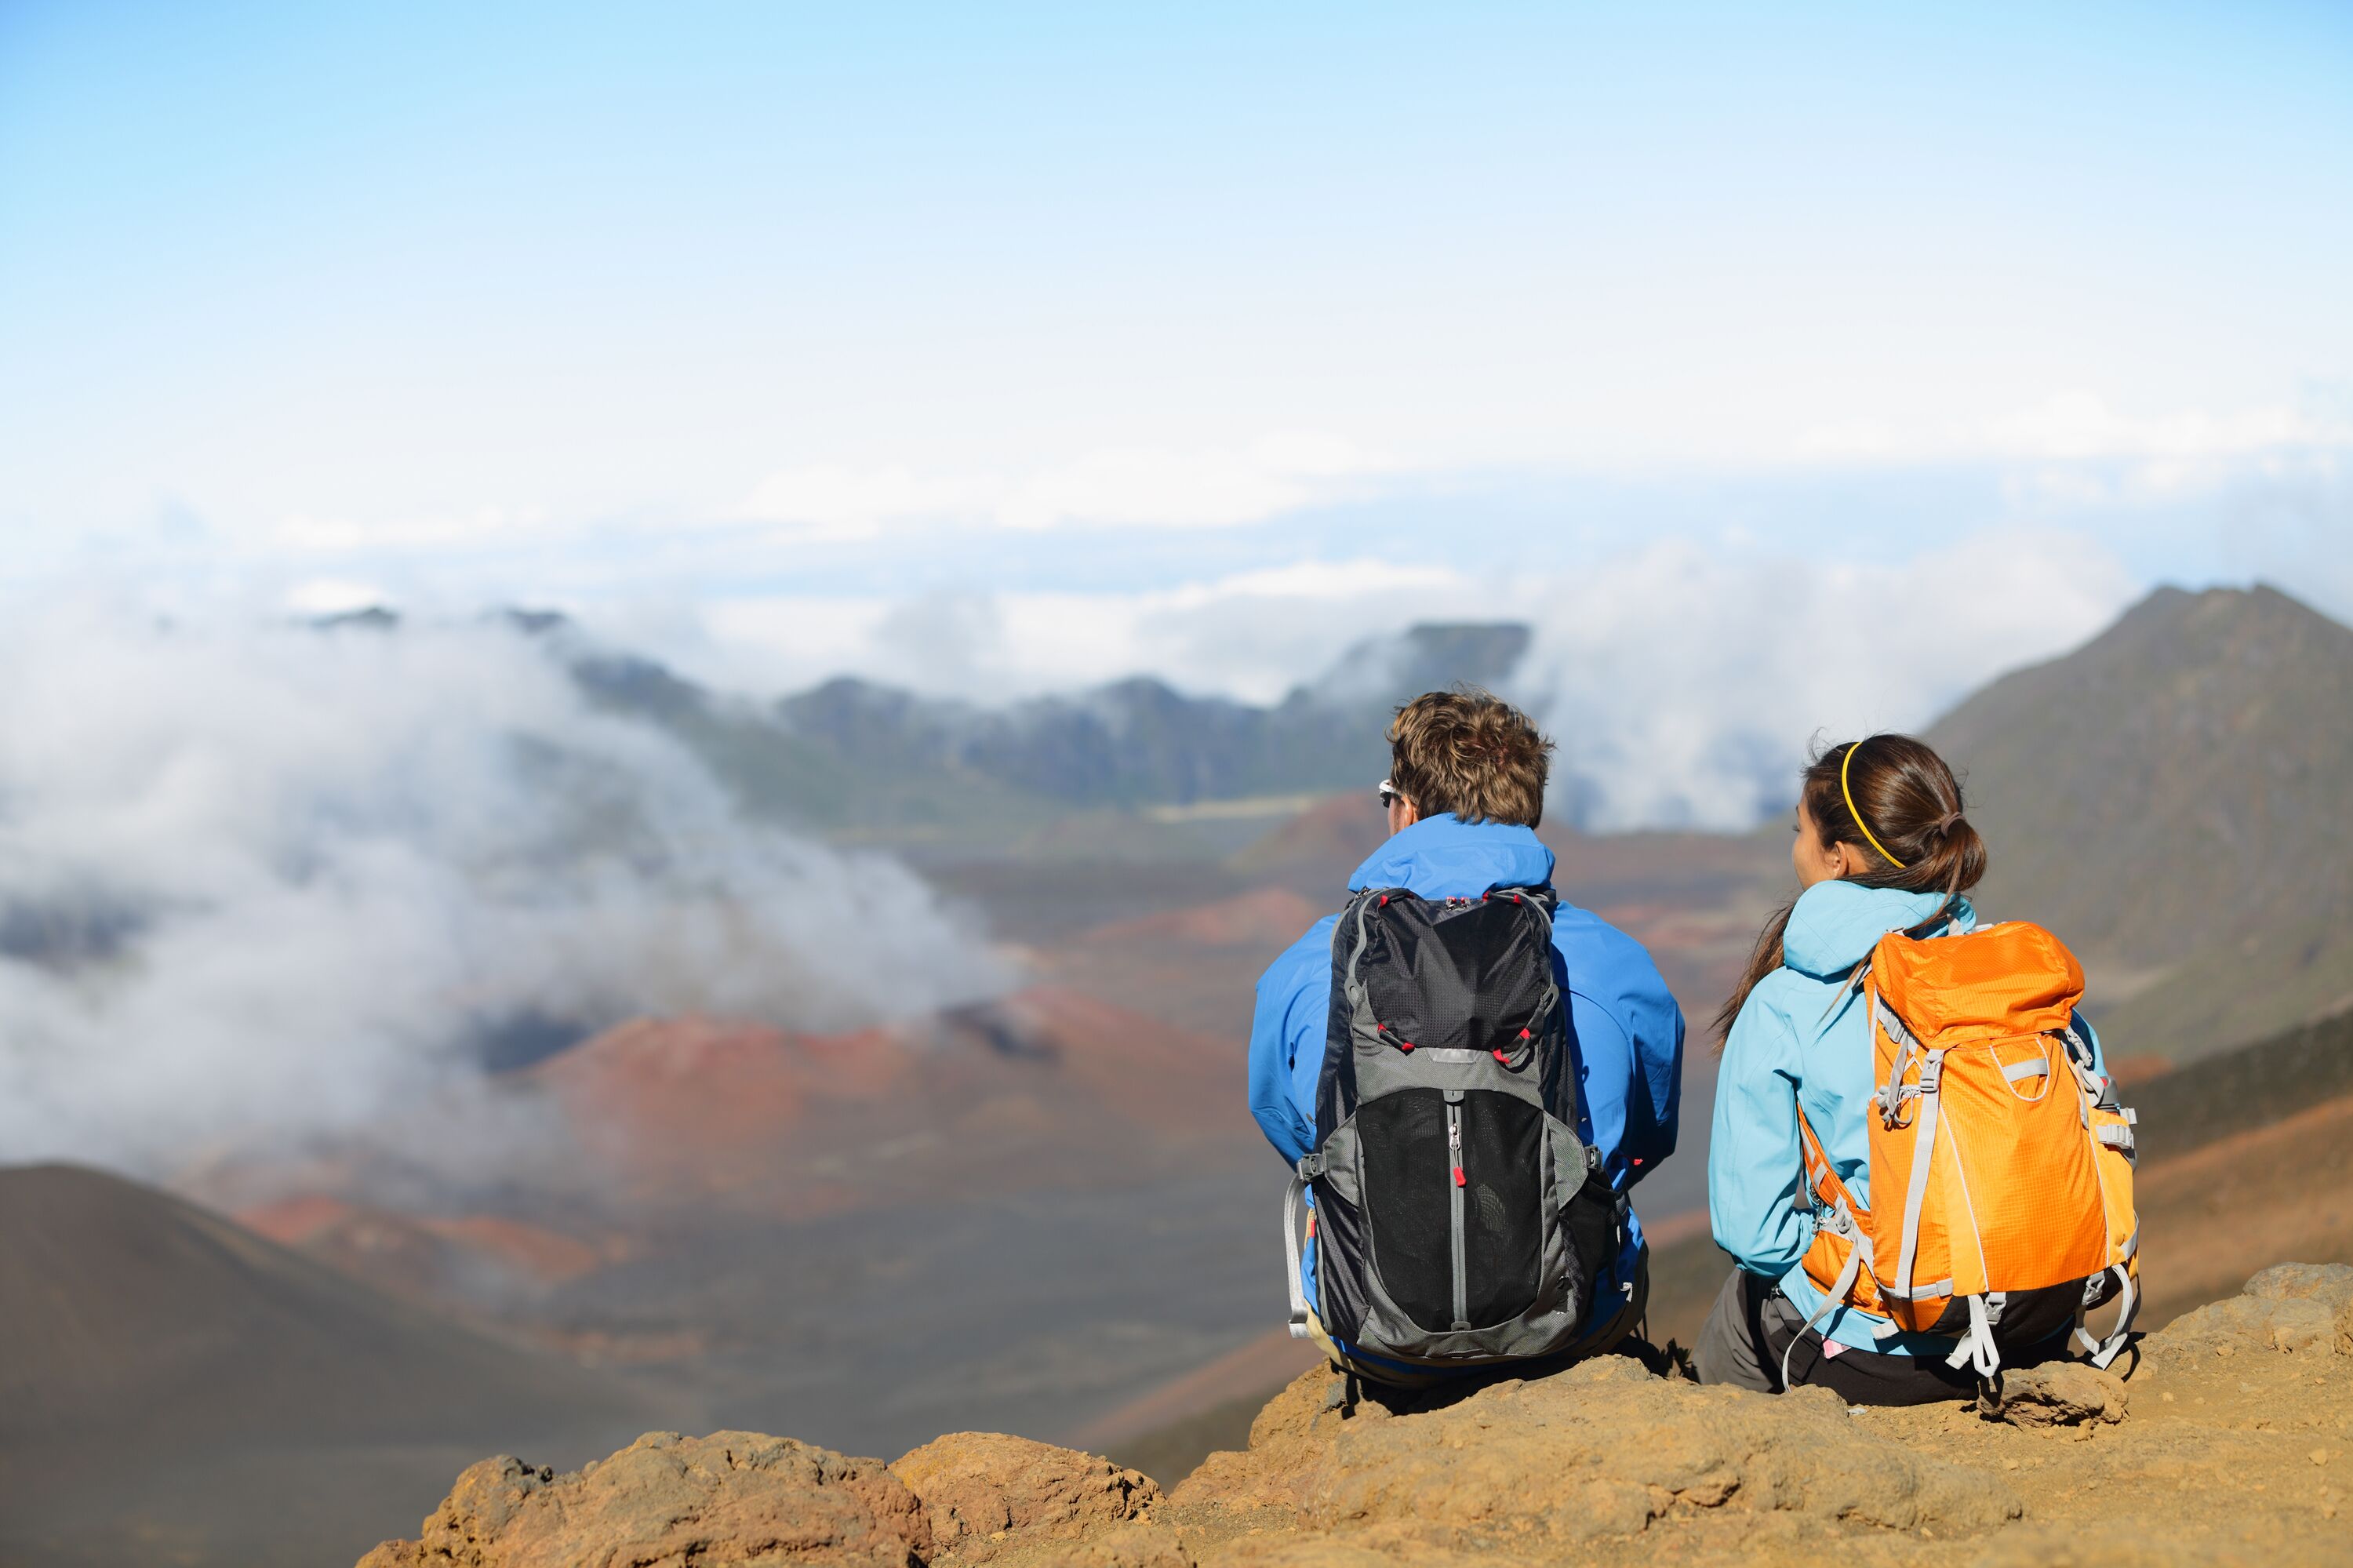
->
[1356, 1090, 1454, 1331]
[1459, 1090, 1543, 1326]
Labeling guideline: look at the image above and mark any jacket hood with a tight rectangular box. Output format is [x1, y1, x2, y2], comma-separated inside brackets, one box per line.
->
[1781, 880, 1977, 978]
[1347, 813, 1555, 898]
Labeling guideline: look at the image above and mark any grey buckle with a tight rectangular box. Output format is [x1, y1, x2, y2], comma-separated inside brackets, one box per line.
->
[1297, 1151, 1328, 1181]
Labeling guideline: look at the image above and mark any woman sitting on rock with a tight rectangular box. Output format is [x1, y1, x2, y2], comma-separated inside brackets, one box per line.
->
[1695, 733, 2119, 1402]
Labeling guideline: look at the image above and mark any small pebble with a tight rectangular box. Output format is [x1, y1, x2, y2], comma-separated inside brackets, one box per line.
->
[2315, 1449, 2332, 1467]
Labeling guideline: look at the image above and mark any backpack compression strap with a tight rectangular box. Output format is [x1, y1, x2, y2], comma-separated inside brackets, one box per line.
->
[2075, 1263, 2138, 1369]
[1282, 1155, 1325, 1341]
[1867, 979, 1949, 1308]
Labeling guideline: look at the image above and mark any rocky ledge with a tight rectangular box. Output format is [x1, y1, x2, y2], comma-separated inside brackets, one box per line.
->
[362, 1264, 2353, 1567]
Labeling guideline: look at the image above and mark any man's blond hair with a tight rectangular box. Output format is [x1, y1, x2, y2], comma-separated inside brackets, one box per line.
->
[1387, 687, 1554, 828]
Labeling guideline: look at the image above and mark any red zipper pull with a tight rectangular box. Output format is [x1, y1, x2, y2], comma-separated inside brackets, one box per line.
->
[1453, 1165, 1466, 1187]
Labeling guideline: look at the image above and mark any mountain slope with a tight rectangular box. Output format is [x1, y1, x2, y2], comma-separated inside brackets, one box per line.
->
[0, 1164, 665, 1568]
[1926, 584, 2353, 1059]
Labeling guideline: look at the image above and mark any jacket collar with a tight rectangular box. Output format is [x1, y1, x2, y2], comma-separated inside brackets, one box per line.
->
[1782, 879, 1977, 978]
[1346, 813, 1556, 899]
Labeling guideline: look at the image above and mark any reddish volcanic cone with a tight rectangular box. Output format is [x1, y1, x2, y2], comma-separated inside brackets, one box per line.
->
[532, 1013, 914, 1151]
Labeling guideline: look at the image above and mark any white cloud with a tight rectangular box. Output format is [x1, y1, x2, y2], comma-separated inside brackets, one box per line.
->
[275, 503, 552, 554]
[734, 465, 993, 541]
[284, 577, 390, 615]
[1505, 531, 2140, 830]
[734, 433, 1386, 538]
[1797, 390, 2353, 470]
[1171, 558, 1462, 602]
[0, 608, 1004, 1170]
[996, 433, 1380, 530]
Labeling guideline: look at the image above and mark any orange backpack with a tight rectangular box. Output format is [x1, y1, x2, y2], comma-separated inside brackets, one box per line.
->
[1789, 920, 2140, 1385]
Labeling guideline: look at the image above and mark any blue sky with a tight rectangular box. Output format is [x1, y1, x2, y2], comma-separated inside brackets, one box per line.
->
[3, 2, 2349, 709]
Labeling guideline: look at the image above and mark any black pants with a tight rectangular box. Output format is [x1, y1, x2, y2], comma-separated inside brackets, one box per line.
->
[1690, 1268, 2077, 1406]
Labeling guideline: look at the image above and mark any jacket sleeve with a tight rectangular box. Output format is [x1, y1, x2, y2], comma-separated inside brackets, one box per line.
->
[1709, 988, 1815, 1277]
[1603, 970, 1683, 1186]
[1247, 919, 1337, 1168]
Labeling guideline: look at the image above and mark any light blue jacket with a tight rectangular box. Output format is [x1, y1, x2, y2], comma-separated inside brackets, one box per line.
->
[1247, 814, 1686, 1340]
[1709, 880, 2108, 1353]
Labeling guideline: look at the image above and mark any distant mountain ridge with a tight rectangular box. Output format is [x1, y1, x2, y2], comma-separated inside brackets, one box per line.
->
[1926, 583, 2353, 1059]
[553, 619, 1535, 848]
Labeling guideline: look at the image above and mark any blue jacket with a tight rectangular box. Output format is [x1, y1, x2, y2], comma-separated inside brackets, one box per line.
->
[1709, 880, 2109, 1353]
[1247, 813, 1686, 1338]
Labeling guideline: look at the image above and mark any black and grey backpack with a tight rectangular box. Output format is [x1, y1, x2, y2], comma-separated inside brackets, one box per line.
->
[1283, 884, 1625, 1365]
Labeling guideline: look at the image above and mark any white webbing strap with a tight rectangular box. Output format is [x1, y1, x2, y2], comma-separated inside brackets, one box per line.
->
[1944, 1292, 2002, 1378]
[1891, 1048, 1945, 1300]
[1875, 995, 1917, 1126]
[1282, 1171, 1312, 1339]
[2086, 1264, 2137, 1368]
[1781, 1221, 1864, 1392]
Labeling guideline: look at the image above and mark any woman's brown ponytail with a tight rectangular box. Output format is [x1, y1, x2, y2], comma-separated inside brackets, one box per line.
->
[1711, 733, 1988, 1045]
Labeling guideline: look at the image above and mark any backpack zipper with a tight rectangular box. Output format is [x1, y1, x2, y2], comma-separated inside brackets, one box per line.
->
[1446, 1091, 1469, 1330]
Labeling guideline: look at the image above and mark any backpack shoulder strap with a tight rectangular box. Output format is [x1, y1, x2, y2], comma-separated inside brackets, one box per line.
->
[1783, 1103, 1889, 1387]
[1335, 886, 1395, 1010]
[1482, 885, 1569, 1101]
[1795, 1103, 1860, 1217]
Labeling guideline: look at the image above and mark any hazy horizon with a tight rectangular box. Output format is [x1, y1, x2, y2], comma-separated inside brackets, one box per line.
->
[5, 2, 2348, 711]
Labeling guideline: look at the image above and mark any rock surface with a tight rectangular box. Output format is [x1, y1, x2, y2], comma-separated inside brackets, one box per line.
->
[891, 1432, 1162, 1562]
[1175, 1352, 2020, 1539]
[1984, 1362, 2129, 1428]
[355, 1431, 929, 1568]
[364, 1265, 2353, 1568]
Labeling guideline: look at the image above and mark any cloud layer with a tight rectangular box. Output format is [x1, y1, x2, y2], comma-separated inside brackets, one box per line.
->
[687, 532, 2142, 831]
[0, 609, 1003, 1170]
[1505, 532, 2140, 829]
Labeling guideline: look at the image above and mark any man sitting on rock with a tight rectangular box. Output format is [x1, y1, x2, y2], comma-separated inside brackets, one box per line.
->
[1248, 688, 1683, 1388]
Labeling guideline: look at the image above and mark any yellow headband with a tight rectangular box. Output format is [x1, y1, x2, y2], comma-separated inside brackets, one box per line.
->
[1840, 742, 1907, 869]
